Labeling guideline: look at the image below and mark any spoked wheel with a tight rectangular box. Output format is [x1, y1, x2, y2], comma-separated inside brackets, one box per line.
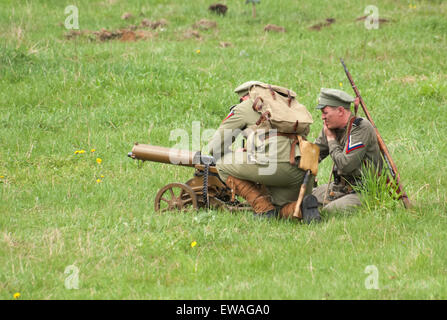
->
[154, 183, 198, 212]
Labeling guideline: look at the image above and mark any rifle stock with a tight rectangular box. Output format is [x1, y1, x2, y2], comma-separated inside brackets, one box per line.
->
[340, 58, 412, 209]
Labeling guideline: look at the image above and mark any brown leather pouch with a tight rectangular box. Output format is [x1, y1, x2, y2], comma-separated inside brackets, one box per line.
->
[295, 136, 320, 175]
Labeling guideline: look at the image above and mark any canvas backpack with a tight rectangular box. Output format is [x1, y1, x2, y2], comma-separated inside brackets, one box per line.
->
[247, 83, 313, 135]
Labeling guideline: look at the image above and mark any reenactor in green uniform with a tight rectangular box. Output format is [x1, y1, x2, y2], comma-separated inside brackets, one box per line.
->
[208, 81, 320, 221]
[313, 88, 383, 212]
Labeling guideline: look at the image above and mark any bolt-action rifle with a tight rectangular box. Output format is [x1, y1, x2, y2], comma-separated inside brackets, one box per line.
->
[340, 58, 412, 209]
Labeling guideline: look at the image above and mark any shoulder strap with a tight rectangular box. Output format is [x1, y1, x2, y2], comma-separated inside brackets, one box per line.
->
[347, 116, 356, 137]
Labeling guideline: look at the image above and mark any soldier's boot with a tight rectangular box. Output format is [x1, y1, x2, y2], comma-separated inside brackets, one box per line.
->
[279, 195, 321, 223]
[226, 176, 277, 218]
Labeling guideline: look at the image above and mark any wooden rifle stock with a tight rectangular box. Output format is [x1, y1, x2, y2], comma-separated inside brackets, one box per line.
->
[340, 58, 412, 209]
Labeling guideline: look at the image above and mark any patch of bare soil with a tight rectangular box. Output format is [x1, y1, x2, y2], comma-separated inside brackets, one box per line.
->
[93, 29, 122, 41]
[64, 17, 166, 42]
[193, 19, 218, 30]
[65, 30, 91, 40]
[309, 18, 336, 31]
[264, 24, 286, 33]
[356, 16, 390, 23]
[183, 29, 202, 40]
[121, 12, 133, 20]
[65, 28, 155, 42]
[93, 28, 155, 42]
[140, 18, 168, 29]
[219, 41, 232, 48]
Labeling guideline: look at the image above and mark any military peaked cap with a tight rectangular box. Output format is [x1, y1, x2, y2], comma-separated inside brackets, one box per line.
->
[316, 88, 355, 109]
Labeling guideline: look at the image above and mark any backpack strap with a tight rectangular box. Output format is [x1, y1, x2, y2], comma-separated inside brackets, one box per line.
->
[252, 96, 263, 111]
[290, 137, 300, 166]
[255, 111, 271, 125]
[268, 85, 276, 100]
[293, 120, 299, 132]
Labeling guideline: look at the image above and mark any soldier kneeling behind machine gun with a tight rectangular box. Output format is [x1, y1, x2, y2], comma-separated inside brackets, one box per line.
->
[207, 81, 321, 223]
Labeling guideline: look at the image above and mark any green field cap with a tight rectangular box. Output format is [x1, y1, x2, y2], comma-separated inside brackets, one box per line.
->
[234, 81, 265, 97]
[316, 88, 355, 109]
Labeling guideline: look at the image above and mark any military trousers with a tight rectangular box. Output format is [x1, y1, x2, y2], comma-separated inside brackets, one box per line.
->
[312, 183, 362, 212]
[216, 152, 310, 207]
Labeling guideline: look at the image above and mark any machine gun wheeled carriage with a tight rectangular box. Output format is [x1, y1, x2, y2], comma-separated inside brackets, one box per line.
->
[128, 143, 252, 213]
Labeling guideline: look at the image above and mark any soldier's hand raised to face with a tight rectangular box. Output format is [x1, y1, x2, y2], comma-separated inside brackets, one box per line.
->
[323, 122, 336, 141]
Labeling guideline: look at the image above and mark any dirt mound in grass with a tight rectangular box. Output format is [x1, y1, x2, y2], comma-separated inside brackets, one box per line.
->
[355, 15, 390, 23]
[264, 24, 286, 32]
[65, 28, 155, 42]
[93, 28, 155, 42]
[219, 41, 232, 48]
[193, 19, 218, 30]
[140, 18, 168, 29]
[309, 18, 336, 31]
[183, 29, 202, 40]
[121, 12, 133, 20]
[64, 17, 167, 42]
[65, 30, 91, 40]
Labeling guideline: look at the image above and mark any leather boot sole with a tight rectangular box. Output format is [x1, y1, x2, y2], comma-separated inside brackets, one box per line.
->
[301, 195, 321, 224]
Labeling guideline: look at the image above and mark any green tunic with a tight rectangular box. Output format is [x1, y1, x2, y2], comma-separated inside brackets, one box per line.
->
[313, 116, 383, 212]
[208, 99, 308, 207]
[208, 98, 302, 164]
[315, 116, 382, 179]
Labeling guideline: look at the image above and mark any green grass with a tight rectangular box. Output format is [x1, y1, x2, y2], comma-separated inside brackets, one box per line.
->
[1, 0, 446, 299]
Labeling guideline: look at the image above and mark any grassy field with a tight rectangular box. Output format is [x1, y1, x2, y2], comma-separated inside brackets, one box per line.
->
[1, 0, 446, 300]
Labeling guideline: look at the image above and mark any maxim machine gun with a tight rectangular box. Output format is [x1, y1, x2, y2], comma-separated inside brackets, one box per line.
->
[127, 143, 251, 212]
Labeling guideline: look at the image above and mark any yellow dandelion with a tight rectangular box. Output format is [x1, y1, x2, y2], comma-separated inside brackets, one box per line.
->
[196, 49, 200, 54]
[96, 179, 102, 183]
[74, 150, 79, 154]
[339, 82, 343, 87]
[191, 241, 197, 248]
[0, 175, 4, 179]
[79, 150, 86, 154]
[100, 175, 104, 178]
[13, 292, 20, 299]
[96, 158, 102, 164]
[91, 149, 96, 153]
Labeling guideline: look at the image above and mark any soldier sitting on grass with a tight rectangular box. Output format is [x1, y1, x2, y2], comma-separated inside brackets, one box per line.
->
[312, 88, 383, 212]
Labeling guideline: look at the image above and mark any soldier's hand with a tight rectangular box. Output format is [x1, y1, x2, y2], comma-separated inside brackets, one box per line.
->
[323, 122, 336, 141]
